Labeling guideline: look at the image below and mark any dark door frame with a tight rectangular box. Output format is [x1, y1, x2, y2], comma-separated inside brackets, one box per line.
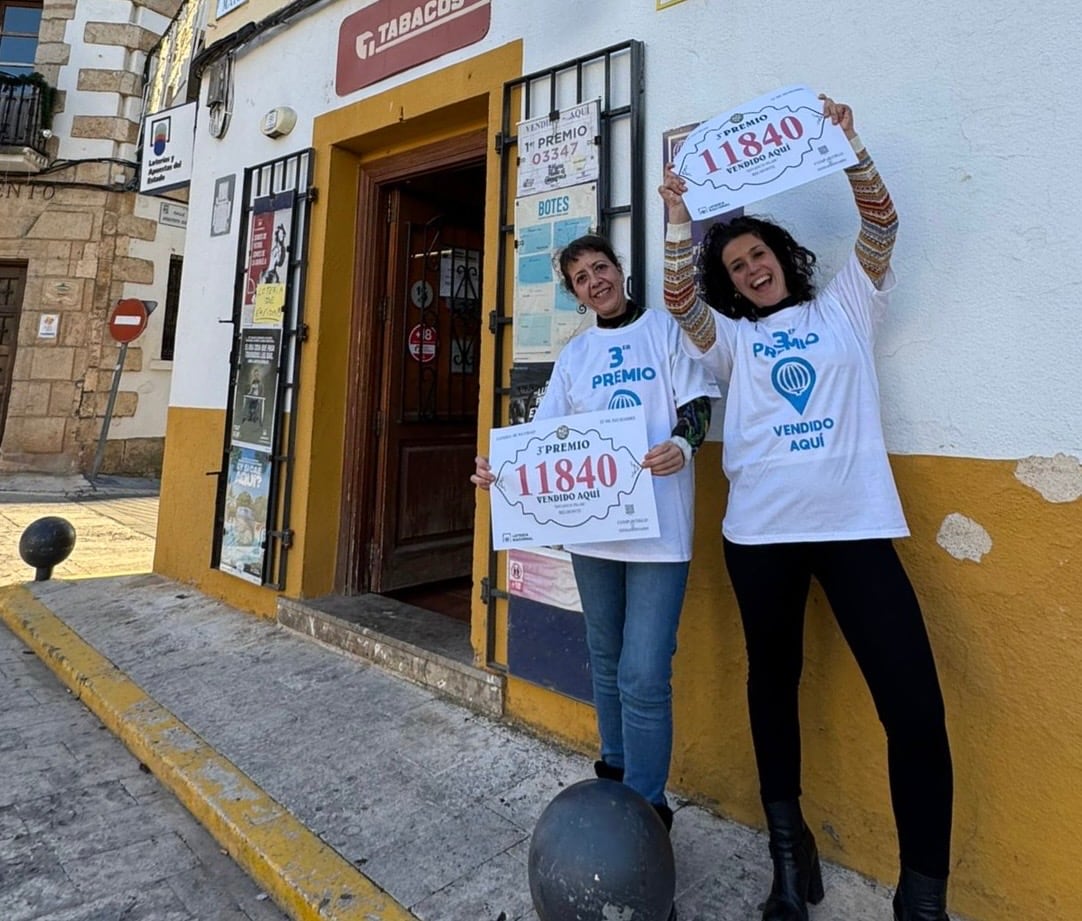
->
[0, 261, 27, 448]
[336, 129, 487, 596]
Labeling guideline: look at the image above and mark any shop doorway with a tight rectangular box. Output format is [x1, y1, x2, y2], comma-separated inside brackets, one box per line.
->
[340, 138, 485, 623]
[0, 263, 26, 447]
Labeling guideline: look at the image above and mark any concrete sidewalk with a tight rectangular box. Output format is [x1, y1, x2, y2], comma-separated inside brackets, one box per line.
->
[0, 571, 924, 921]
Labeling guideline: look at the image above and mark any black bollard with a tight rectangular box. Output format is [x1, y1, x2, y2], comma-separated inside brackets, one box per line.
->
[19, 516, 77, 581]
[528, 779, 676, 921]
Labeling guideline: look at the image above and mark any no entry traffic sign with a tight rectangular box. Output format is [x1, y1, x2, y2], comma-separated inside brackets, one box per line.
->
[108, 298, 149, 343]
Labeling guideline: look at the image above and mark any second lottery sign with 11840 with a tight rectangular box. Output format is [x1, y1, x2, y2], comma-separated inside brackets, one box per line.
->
[488, 406, 660, 550]
[674, 84, 858, 219]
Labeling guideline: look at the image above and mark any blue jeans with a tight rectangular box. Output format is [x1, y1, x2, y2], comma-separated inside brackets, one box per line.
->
[570, 554, 690, 806]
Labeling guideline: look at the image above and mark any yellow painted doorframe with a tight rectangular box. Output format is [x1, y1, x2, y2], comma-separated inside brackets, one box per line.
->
[284, 42, 522, 610]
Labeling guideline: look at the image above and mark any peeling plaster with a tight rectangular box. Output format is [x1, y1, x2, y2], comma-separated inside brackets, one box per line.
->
[1014, 454, 1082, 503]
[937, 513, 993, 562]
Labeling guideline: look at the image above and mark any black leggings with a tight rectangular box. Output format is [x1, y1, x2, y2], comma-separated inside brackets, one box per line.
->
[723, 537, 953, 878]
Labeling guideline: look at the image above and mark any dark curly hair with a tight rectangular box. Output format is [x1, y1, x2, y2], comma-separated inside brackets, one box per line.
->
[556, 234, 622, 293]
[697, 216, 817, 320]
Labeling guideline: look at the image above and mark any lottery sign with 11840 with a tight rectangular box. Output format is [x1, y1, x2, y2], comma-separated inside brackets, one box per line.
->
[675, 84, 857, 218]
[488, 406, 660, 551]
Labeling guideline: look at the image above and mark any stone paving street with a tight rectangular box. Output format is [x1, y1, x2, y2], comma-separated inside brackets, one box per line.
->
[0, 477, 290, 921]
[0, 476, 159, 587]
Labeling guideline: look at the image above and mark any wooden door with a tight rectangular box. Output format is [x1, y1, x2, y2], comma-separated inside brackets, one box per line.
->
[0, 264, 26, 446]
[369, 180, 482, 591]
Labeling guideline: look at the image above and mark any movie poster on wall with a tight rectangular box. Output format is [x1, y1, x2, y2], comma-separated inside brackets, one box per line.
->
[231, 328, 281, 448]
[512, 183, 597, 363]
[220, 446, 272, 584]
[508, 363, 554, 426]
[243, 191, 294, 326]
[663, 122, 743, 247]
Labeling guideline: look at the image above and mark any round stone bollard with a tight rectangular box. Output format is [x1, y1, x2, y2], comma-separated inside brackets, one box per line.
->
[528, 778, 676, 921]
[19, 516, 77, 581]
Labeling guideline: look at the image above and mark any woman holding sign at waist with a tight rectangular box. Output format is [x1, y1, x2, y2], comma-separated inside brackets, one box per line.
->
[472, 234, 717, 838]
[659, 96, 953, 921]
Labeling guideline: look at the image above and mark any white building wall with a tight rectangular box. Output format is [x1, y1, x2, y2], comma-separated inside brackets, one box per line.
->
[172, 0, 1082, 461]
[110, 195, 187, 441]
[51, 0, 171, 162]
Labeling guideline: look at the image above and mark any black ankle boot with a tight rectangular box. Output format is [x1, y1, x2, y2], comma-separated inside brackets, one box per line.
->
[892, 867, 949, 921]
[594, 759, 624, 782]
[653, 800, 674, 832]
[760, 799, 825, 921]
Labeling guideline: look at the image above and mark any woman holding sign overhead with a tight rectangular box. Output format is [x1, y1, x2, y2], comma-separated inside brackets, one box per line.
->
[473, 234, 716, 840]
[659, 96, 953, 921]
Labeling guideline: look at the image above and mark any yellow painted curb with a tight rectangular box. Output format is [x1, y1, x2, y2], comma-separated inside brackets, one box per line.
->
[0, 584, 419, 921]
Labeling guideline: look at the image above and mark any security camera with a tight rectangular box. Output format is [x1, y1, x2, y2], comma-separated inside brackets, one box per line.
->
[41, 128, 52, 139]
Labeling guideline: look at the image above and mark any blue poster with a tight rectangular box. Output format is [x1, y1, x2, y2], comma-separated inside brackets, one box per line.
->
[219, 447, 272, 584]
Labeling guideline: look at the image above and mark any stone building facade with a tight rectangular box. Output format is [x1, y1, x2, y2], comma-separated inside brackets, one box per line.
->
[0, 0, 185, 476]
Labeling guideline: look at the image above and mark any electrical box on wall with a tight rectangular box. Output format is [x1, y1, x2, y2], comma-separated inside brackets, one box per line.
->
[261, 107, 297, 138]
[206, 60, 228, 106]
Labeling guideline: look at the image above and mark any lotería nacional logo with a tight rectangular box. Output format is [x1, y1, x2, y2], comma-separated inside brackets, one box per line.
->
[151, 117, 171, 156]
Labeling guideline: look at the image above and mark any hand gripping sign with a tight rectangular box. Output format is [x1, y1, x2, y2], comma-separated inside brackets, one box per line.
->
[674, 84, 857, 219]
[488, 406, 660, 550]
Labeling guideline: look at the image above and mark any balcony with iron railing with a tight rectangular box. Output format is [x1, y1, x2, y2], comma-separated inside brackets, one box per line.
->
[0, 73, 54, 172]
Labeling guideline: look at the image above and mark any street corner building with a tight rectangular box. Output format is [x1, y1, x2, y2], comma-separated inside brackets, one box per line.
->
[0, 0, 191, 476]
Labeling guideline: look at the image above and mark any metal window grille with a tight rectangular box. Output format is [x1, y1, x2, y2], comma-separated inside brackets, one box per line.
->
[212, 148, 315, 589]
[484, 40, 645, 665]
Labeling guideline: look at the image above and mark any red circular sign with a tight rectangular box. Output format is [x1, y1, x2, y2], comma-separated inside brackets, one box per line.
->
[408, 324, 437, 363]
[108, 298, 148, 343]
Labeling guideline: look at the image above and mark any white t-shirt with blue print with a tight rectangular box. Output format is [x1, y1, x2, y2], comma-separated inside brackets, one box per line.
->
[535, 307, 720, 562]
[688, 253, 908, 544]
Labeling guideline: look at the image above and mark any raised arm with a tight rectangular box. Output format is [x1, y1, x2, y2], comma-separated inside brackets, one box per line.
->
[820, 95, 899, 288]
[659, 166, 717, 352]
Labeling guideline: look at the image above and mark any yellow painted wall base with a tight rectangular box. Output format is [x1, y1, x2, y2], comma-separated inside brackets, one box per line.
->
[155, 407, 278, 618]
[497, 446, 1082, 921]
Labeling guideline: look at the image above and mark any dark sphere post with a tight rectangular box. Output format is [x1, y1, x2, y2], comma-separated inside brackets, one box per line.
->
[528, 778, 676, 921]
[19, 516, 77, 582]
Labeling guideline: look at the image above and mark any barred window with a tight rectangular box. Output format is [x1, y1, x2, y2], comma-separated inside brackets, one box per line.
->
[160, 255, 183, 361]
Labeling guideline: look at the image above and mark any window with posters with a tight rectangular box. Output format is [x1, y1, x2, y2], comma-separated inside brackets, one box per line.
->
[483, 41, 644, 699]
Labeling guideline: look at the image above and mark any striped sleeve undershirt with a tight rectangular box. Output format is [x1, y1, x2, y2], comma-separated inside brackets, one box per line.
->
[663, 224, 716, 351]
[845, 142, 898, 287]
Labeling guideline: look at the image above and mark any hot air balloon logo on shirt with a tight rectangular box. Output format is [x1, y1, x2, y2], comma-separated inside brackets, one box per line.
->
[151, 117, 171, 156]
[608, 389, 642, 410]
[771, 357, 816, 414]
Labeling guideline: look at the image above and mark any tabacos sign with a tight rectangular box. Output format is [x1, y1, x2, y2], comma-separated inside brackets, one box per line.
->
[336, 0, 491, 95]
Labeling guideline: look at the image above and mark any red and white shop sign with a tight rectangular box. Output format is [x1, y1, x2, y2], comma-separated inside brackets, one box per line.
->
[408, 324, 437, 363]
[336, 0, 491, 96]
